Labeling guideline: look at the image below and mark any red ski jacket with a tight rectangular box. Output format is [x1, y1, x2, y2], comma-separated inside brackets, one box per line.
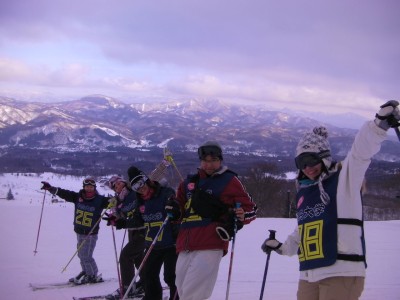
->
[175, 167, 257, 255]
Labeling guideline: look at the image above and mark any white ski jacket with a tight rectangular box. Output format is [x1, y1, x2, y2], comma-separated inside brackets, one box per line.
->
[280, 120, 387, 282]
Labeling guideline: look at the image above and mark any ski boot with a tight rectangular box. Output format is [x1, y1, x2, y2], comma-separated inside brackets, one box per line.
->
[68, 270, 86, 283]
[74, 274, 103, 285]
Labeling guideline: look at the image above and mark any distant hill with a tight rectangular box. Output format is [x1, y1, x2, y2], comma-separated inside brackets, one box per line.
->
[1, 96, 399, 219]
[0, 95, 399, 178]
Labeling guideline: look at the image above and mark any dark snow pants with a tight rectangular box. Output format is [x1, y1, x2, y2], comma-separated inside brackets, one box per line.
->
[120, 229, 146, 289]
[142, 246, 179, 300]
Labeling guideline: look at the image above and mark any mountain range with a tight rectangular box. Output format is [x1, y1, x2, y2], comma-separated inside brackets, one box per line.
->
[0, 95, 399, 175]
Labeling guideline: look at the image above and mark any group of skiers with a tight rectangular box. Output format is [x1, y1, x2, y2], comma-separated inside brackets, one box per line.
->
[41, 140, 257, 300]
[40, 100, 399, 300]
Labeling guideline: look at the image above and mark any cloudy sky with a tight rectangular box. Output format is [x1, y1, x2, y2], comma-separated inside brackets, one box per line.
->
[0, 0, 399, 116]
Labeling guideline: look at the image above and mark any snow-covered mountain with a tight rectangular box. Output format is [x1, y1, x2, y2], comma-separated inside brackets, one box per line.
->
[0, 95, 399, 174]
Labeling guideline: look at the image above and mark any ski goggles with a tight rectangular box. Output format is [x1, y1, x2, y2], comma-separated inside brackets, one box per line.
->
[294, 152, 328, 170]
[130, 175, 149, 191]
[83, 178, 96, 186]
[198, 145, 222, 160]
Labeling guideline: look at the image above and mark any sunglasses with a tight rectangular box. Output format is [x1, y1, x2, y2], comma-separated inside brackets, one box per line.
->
[198, 145, 222, 159]
[83, 179, 96, 186]
[130, 175, 148, 191]
[295, 153, 323, 170]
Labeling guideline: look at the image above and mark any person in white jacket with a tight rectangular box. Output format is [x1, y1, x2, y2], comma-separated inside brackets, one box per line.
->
[261, 100, 400, 300]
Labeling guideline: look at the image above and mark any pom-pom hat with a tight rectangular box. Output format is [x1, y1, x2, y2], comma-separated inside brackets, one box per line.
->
[295, 126, 332, 170]
[295, 126, 334, 205]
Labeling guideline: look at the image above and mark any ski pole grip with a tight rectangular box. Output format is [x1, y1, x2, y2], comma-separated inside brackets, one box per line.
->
[268, 229, 276, 240]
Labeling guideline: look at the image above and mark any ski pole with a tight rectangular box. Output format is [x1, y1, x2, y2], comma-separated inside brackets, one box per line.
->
[168, 156, 184, 182]
[119, 229, 127, 263]
[122, 216, 170, 300]
[33, 190, 47, 255]
[61, 209, 108, 273]
[391, 100, 400, 141]
[380, 100, 400, 141]
[395, 127, 400, 142]
[111, 225, 123, 299]
[225, 203, 241, 300]
[259, 230, 276, 300]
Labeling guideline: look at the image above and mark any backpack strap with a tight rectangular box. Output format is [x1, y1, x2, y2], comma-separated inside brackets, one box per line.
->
[336, 217, 366, 264]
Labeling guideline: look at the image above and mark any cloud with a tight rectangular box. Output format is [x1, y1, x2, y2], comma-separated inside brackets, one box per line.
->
[0, 0, 399, 114]
[0, 55, 385, 116]
[0, 57, 88, 86]
[0, 57, 32, 80]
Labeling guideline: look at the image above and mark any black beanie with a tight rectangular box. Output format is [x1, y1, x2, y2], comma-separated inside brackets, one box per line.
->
[83, 176, 96, 187]
[127, 166, 147, 184]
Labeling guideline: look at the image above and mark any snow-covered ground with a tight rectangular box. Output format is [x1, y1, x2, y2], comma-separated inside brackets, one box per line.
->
[0, 173, 399, 299]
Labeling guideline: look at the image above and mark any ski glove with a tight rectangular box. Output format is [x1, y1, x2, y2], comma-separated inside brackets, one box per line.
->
[114, 218, 126, 230]
[102, 213, 117, 226]
[261, 238, 282, 255]
[375, 100, 400, 130]
[165, 196, 181, 221]
[40, 181, 57, 195]
[103, 213, 126, 229]
[216, 211, 244, 241]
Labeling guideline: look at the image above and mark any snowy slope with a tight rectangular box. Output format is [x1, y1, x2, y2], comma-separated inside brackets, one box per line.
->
[0, 173, 399, 300]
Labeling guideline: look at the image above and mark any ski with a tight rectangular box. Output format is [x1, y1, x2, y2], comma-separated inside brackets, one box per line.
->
[30, 276, 114, 291]
[73, 286, 169, 300]
[72, 296, 111, 300]
[30, 281, 76, 291]
[73, 296, 109, 300]
[72, 296, 141, 300]
[72, 292, 144, 300]
[72, 295, 168, 300]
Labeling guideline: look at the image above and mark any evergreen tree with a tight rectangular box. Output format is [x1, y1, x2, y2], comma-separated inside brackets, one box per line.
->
[6, 188, 15, 200]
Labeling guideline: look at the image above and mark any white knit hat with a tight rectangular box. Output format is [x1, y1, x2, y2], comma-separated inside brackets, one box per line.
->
[296, 126, 333, 170]
[107, 175, 126, 189]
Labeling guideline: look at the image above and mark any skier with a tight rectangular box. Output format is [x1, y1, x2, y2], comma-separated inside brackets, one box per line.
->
[261, 100, 400, 300]
[168, 141, 257, 300]
[128, 166, 179, 300]
[103, 175, 146, 299]
[41, 177, 111, 284]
